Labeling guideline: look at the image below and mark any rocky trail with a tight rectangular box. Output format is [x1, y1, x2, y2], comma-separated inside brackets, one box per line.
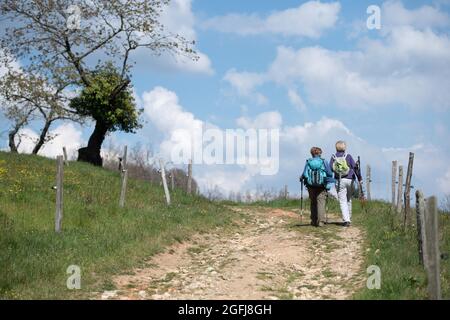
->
[98, 207, 365, 300]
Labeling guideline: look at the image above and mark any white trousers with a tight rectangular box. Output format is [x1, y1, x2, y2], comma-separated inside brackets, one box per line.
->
[328, 178, 353, 223]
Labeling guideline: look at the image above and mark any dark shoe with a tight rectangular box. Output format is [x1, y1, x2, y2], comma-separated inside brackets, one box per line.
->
[343, 221, 351, 227]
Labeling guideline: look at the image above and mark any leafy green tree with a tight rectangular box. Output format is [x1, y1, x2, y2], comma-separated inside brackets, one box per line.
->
[70, 64, 141, 166]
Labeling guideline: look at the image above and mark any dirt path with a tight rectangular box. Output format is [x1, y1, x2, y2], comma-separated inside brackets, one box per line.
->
[97, 207, 365, 300]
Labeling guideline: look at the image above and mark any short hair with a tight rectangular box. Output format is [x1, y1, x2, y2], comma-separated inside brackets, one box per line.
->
[335, 141, 346, 152]
[310, 147, 322, 157]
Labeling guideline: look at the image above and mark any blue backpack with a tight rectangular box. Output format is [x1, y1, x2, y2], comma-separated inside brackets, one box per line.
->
[304, 158, 327, 187]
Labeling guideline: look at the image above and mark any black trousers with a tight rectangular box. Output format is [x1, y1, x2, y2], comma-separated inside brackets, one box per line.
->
[307, 186, 327, 226]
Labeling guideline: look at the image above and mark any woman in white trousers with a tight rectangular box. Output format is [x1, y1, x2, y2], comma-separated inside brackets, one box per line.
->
[328, 141, 362, 227]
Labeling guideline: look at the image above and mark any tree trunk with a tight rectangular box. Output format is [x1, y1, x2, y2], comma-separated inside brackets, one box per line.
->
[77, 121, 108, 166]
[8, 129, 18, 153]
[32, 119, 52, 155]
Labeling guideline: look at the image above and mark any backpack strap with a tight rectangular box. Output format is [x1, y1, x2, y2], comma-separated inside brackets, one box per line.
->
[320, 157, 326, 169]
[304, 159, 310, 174]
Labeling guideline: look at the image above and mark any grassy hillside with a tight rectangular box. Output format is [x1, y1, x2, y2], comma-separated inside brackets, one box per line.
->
[0, 151, 234, 299]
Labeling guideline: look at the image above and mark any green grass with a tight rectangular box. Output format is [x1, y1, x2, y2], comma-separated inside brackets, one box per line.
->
[352, 200, 449, 300]
[0, 151, 234, 299]
[238, 195, 341, 213]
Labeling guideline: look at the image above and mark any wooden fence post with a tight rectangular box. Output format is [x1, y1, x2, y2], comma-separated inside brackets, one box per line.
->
[119, 169, 128, 208]
[119, 145, 128, 208]
[366, 165, 371, 201]
[415, 190, 427, 265]
[392, 161, 397, 207]
[160, 159, 171, 206]
[122, 145, 128, 170]
[396, 166, 404, 214]
[55, 155, 64, 233]
[170, 171, 175, 191]
[404, 152, 415, 228]
[187, 159, 192, 194]
[62, 147, 69, 166]
[423, 196, 441, 300]
[284, 185, 288, 200]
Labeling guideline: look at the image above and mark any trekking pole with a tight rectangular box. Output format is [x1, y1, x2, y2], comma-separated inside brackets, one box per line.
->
[300, 178, 304, 224]
[356, 156, 368, 214]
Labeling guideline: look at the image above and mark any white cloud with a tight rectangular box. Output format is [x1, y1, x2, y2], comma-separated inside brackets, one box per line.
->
[348, 1, 450, 40]
[159, 0, 214, 75]
[287, 88, 307, 112]
[278, 118, 447, 200]
[0, 56, 20, 77]
[195, 168, 254, 195]
[16, 123, 84, 159]
[223, 69, 268, 105]
[229, 22, 450, 111]
[142, 86, 202, 135]
[383, 0, 450, 30]
[203, 1, 340, 38]
[438, 168, 450, 194]
[381, 143, 449, 197]
[268, 45, 390, 109]
[161, 0, 196, 40]
[236, 111, 282, 129]
[142, 86, 204, 160]
[141, 87, 282, 193]
[140, 86, 447, 198]
[224, 1, 450, 111]
[131, 0, 214, 75]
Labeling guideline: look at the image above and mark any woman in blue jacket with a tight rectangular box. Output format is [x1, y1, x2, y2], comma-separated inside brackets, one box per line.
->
[301, 147, 334, 227]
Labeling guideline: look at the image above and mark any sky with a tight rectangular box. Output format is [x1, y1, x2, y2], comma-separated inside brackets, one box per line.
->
[1, 0, 450, 200]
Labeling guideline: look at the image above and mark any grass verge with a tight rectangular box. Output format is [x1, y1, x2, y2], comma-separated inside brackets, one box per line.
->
[352, 200, 449, 299]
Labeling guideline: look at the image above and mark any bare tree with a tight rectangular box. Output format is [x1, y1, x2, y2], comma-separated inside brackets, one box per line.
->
[1, 98, 35, 153]
[102, 141, 199, 193]
[245, 190, 252, 203]
[205, 185, 224, 201]
[0, 68, 78, 154]
[129, 142, 153, 168]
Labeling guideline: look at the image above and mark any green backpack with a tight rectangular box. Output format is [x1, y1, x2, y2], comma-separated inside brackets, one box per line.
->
[332, 153, 350, 177]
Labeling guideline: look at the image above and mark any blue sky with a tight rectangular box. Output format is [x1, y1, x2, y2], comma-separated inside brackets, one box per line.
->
[2, 0, 450, 200]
